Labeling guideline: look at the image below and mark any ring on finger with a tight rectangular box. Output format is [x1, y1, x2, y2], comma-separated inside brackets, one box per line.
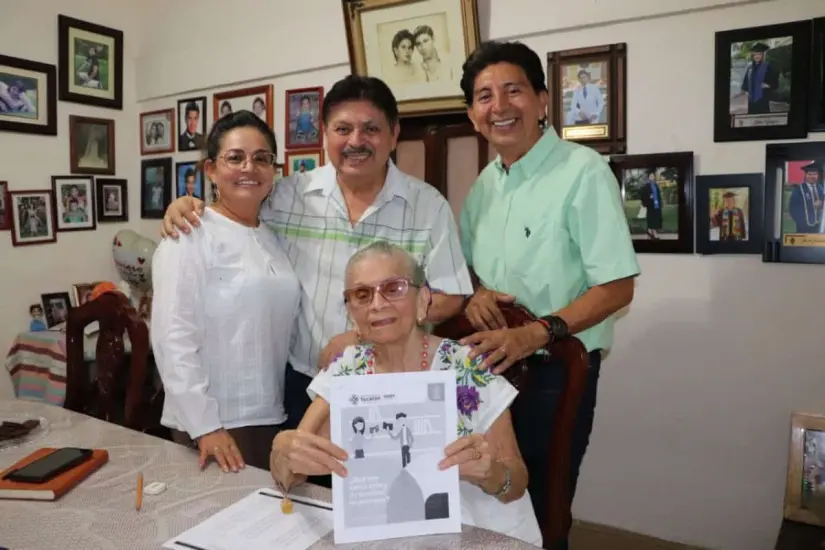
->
[472, 449, 482, 460]
[498, 345, 508, 355]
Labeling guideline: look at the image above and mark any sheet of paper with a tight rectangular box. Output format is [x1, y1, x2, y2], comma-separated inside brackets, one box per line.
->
[330, 370, 461, 545]
[162, 489, 332, 550]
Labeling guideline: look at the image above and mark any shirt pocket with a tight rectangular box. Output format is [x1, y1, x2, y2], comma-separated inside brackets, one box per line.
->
[204, 267, 244, 317]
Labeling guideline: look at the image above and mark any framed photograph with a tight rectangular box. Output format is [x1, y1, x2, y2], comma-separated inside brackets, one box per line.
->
[763, 142, 825, 265]
[695, 173, 764, 255]
[8, 189, 56, 246]
[0, 181, 9, 230]
[175, 161, 204, 199]
[140, 108, 175, 155]
[284, 149, 324, 176]
[177, 96, 207, 152]
[714, 20, 811, 142]
[810, 18, 825, 132]
[342, 0, 481, 116]
[69, 115, 115, 175]
[285, 87, 323, 149]
[95, 178, 128, 223]
[58, 15, 123, 110]
[71, 282, 102, 307]
[40, 292, 71, 328]
[547, 43, 627, 154]
[785, 412, 825, 526]
[0, 54, 57, 136]
[141, 157, 172, 219]
[213, 85, 273, 128]
[51, 175, 95, 232]
[609, 152, 694, 254]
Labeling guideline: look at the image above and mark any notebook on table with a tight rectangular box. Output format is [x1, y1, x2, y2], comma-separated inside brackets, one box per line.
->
[0, 447, 109, 501]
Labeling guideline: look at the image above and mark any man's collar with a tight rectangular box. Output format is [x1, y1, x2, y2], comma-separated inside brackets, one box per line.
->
[493, 126, 560, 178]
[303, 159, 410, 203]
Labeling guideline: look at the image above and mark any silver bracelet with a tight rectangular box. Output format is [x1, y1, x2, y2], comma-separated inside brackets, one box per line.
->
[484, 462, 511, 498]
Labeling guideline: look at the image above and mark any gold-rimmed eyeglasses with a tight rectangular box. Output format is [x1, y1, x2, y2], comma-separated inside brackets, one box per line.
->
[218, 149, 277, 169]
[343, 277, 419, 308]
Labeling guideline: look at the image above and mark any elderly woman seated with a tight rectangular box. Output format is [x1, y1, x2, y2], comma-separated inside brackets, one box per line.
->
[270, 241, 541, 545]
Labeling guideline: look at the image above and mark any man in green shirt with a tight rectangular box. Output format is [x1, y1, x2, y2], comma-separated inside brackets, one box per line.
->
[457, 41, 640, 548]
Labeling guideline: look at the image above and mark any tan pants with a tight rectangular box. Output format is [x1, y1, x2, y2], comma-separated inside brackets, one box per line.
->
[171, 424, 282, 470]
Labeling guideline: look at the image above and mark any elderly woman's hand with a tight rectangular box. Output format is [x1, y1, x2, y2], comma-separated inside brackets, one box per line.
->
[438, 433, 493, 485]
[272, 429, 349, 478]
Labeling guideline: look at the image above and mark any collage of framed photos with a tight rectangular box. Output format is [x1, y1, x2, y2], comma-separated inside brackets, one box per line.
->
[0, 14, 127, 247]
[138, 84, 326, 219]
[546, 18, 825, 265]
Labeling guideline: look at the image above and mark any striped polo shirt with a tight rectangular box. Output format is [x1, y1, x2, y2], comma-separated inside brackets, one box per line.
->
[261, 160, 473, 377]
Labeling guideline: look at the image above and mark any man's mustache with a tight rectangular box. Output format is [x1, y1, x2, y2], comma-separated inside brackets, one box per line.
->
[342, 146, 373, 157]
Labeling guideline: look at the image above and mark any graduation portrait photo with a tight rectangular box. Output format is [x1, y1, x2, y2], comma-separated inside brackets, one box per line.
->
[695, 173, 764, 256]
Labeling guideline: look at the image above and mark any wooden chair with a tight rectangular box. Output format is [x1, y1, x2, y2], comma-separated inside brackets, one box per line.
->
[433, 303, 590, 550]
[64, 291, 166, 437]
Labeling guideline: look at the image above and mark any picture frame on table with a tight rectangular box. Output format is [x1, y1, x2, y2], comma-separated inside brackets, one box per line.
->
[69, 115, 115, 175]
[763, 141, 825, 265]
[341, 0, 481, 116]
[177, 96, 207, 152]
[809, 18, 825, 132]
[284, 149, 324, 176]
[71, 282, 102, 307]
[95, 178, 128, 223]
[40, 292, 71, 328]
[609, 152, 694, 254]
[784, 412, 825, 527]
[141, 157, 172, 220]
[58, 14, 124, 110]
[175, 161, 204, 200]
[213, 85, 273, 129]
[0, 181, 9, 230]
[713, 20, 811, 142]
[285, 86, 323, 149]
[694, 173, 764, 255]
[51, 175, 95, 232]
[546, 43, 627, 154]
[140, 108, 175, 155]
[9, 189, 56, 247]
[0, 53, 57, 136]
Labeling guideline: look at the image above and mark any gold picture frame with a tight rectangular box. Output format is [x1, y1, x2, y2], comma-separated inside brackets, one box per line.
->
[342, 0, 480, 116]
[785, 411, 825, 526]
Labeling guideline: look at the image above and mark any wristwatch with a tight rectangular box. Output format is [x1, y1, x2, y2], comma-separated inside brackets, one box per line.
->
[537, 314, 569, 342]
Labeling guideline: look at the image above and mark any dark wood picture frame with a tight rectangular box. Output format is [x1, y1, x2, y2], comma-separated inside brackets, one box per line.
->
[95, 178, 128, 223]
[40, 291, 72, 328]
[51, 175, 96, 232]
[285, 86, 324, 150]
[69, 115, 115, 176]
[713, 20, 811, 142]
[547, 43, 627, 154]
[284, 149, 325, 176]
[764, 141, 825, 265]
[58, 15, 124, 110]
[140, 108, 175, 155]
[810, 18, 825, 132]
[0, 54, 57, 136]
[177, 96, 207, 152]
[213, 85, 274, 129]
[695, 173, 764, 255]
[0, 181, 10, 230]
[140, 157, 172, 220]
[8, 189, 57, 247]
[609, 152, 694, 254]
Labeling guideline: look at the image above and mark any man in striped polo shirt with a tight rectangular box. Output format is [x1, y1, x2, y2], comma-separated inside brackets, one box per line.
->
[160, 76, 473, 450]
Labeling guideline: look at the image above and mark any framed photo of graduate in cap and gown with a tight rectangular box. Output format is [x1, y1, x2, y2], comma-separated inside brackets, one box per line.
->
[764, 142, 825, 265]
[695, 173, 764, 255]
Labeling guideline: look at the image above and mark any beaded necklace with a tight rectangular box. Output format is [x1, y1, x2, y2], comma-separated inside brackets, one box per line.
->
[365, 336, 430, 374]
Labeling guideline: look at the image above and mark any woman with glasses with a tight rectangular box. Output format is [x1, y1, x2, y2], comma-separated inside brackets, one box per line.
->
[269, 241, 541, 546]
[151, 110, 300, 473]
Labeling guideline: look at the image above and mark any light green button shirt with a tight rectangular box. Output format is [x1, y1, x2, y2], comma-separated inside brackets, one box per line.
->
[459, 128, 640, 353]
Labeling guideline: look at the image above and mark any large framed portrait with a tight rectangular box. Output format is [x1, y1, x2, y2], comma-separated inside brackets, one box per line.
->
[177, 96, 207, 152]
[141, 157, 172, 220]
[69, 115, 115, 175]
[285, 87, 323, 150]
[763, 142, 825, 265]
[785, 412, 825, 527]
[58, 15, 124, 110]
[810, 18, 825, 133]
[547, 43, 627, 154]
[609, 152, 694, 254]
[95, 178, 128, 223]
[714, 20, 811, 142]
[342, 0, 480, 116]
[51, 175, 95, 232]
[0, 54, 57, 136]
[694, 173, 764, 255]
[213, 85, 273, 128]
[9, 189, 56, 247]
[175, 161, 204, 200]
[284, 150, 324, 176]
[0, 181, 9, 230]
[140, 108, 175, 155]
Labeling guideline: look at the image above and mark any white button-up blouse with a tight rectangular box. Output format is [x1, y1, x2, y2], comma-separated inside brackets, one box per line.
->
[150, 208, 300, 439]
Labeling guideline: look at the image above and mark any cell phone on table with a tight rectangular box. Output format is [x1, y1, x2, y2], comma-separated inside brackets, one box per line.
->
[2, 447, 94, 484]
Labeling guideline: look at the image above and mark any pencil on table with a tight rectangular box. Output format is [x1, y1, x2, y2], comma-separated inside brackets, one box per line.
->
[136, 473, 143, 511]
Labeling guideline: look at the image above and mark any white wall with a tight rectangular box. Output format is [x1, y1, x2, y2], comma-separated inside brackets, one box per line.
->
[130, 0, 825, 549]
[0, 0, 145, 398]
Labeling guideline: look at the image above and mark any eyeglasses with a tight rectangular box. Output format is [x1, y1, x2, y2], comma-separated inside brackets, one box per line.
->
[219, 149, 277, 169]
[343, 277, 419, 308]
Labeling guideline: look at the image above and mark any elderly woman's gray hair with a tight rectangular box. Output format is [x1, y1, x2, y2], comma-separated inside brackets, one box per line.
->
[345, 241, 426, 286]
